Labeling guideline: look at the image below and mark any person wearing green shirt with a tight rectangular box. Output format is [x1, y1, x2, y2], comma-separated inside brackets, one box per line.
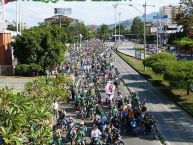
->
[89, 98, 95, 120]
[75, 122, 87, 145]
[111, 106, 119, 117]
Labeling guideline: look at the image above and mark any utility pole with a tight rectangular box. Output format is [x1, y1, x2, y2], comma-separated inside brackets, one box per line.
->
[118, 12, 121, 44]
[113, 4, 118, 46]
[143, 1, 147, 65]
[156, 12, 159, 54]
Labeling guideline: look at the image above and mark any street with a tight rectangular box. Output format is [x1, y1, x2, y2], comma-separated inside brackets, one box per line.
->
[109, 42, 149, 59]
[111, 50, 193, 145]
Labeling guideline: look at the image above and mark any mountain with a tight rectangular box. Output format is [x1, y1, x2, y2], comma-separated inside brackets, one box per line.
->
[107, 12, 158, 30]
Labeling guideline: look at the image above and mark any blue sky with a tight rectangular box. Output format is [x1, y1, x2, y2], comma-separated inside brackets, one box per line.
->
[5, 0, 180, 27]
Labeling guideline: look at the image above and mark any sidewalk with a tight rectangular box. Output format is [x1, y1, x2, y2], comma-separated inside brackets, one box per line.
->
[117, 42, 149, 60]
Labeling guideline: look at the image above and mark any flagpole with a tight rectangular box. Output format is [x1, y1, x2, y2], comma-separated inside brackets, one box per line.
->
[19, 0, 21, 33]
[16, 0, 18, 34]
[3, 0, 5, 32]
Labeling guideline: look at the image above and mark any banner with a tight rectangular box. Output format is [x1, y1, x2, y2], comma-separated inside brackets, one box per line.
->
[54, 8, 72, 16]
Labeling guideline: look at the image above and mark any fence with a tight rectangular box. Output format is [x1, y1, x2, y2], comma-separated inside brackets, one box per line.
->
[0, 65, 14, 76]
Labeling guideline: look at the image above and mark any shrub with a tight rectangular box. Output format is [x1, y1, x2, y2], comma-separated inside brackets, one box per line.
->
[15, 64, 29, 76]
[164, 61, 193, 87]
[143, 52, 177, 67]
[151, 60, 177, 75]
[15, 64, 43, 76]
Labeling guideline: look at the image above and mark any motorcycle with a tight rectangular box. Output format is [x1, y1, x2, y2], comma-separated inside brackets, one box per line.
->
[65, 125, 77, 145]
[129, 118, 138, 135]
[90, 137, 104, 145]
[144, 119, 158, 138]
[107, 130, 124, 145]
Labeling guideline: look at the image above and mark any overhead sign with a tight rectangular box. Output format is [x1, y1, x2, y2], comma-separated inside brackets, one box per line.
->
[153, 15, 168, 20]
[54, 8, 72, 16]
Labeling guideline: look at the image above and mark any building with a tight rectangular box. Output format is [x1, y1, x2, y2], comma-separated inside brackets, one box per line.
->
[159, 5, 180, 26]
[44, 15, 79, 26]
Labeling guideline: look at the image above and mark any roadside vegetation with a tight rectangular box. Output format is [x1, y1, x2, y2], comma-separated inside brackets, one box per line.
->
[0, 74, 71, 144]
[116, 50, 193, 115]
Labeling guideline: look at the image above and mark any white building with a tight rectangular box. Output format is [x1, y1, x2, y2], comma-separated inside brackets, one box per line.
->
[159, 5, 180, 26]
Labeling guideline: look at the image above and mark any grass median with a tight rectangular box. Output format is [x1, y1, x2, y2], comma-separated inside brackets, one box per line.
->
[115, 50, 193, 115]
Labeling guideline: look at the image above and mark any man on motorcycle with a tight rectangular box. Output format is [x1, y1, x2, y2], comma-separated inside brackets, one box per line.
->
[75, 122, 87, 145]
[116, 92, 123, 110]
[131, 92, 139, 108]
[111, 105, 119, 118]
[91, 125, 103, 145]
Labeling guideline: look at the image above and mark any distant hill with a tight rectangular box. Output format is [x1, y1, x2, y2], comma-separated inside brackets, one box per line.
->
[107, 12, 158, 30]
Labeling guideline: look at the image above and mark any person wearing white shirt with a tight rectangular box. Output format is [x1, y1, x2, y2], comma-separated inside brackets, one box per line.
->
[91, 125, 102, 138]
[52, 99, 59, 118]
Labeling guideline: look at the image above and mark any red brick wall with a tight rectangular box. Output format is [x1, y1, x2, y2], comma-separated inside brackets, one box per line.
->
[0, 33, 12, 65]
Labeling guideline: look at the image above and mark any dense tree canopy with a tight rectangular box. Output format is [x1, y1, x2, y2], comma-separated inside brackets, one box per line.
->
[130, 17, 144, 39]
[176, 0, 193, 35]
[12, 24, 67, 71]
[143, 53, 177, 68]
[164, 61, 193, 94]
[96, 24, 110, 41]
[114, 24, 127, 35]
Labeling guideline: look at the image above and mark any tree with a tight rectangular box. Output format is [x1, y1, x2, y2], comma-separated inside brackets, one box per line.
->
[164, 61, 193, 95]
[176, 0, 193, 35]
[130, 17, 144, 39]
[175, 37, 193, 47]
[143, 52, 177, 68]
[12, 24, 67, 71]
[7, 24, 16, 31]
[114, 24, 126, 35]
[96, 24, 110, 41]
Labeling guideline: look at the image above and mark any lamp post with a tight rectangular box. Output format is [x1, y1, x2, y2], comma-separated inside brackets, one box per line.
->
[113, 4, 118, 46]
[118, 12, 121, 44]
[118, 1, 155, 70]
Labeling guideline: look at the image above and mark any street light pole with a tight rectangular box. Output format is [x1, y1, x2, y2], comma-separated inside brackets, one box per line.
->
[143, 1, 147, 63]
[156, 12, 159, 54]
[113, 4, 118, 46]
[118, 12, 121, 44]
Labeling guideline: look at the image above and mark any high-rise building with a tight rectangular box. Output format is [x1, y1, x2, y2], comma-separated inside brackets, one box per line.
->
[159, 5, 180, 26]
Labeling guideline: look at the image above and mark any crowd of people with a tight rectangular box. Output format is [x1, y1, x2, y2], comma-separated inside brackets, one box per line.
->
[50, 40, 157, 145]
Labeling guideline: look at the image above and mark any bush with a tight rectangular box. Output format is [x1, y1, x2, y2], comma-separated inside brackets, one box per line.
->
[15, 64, 43, 76]
[15, 64, 29, 76]
[143, 52, 177, 67]
[151, 60, 177, 75]
[164, 61, 193, 87]
[28, 63, 43, 76]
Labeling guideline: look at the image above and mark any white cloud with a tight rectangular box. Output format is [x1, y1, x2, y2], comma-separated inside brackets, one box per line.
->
[5, 0, 180, 26]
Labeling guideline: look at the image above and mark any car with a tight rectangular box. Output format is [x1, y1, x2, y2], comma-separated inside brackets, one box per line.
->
[149, 47, 156, 52]
[172, 51, 181, 57]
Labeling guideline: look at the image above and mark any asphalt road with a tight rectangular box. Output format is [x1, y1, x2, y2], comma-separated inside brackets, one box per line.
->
[64, 79, 161, 145]
[116, 42, 148, 59]
[111, 50, 193, 145]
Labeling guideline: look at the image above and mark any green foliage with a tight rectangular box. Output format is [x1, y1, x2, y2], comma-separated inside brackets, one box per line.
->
[15, 64, 42, 76]
[164, 61, 193, 87]
[143, 52, 177, 67]
[7, 24, 16, 31]
[151, 60, 176, 74]
[12, 24, 67, 70]
[130, 17, 144, 39]
[0, 74, 71, 144]
[176, 1, 193, 35]
[114, 24, 126, 35]
[96, 24, 110, 41]
[175, 37, 193, 47]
